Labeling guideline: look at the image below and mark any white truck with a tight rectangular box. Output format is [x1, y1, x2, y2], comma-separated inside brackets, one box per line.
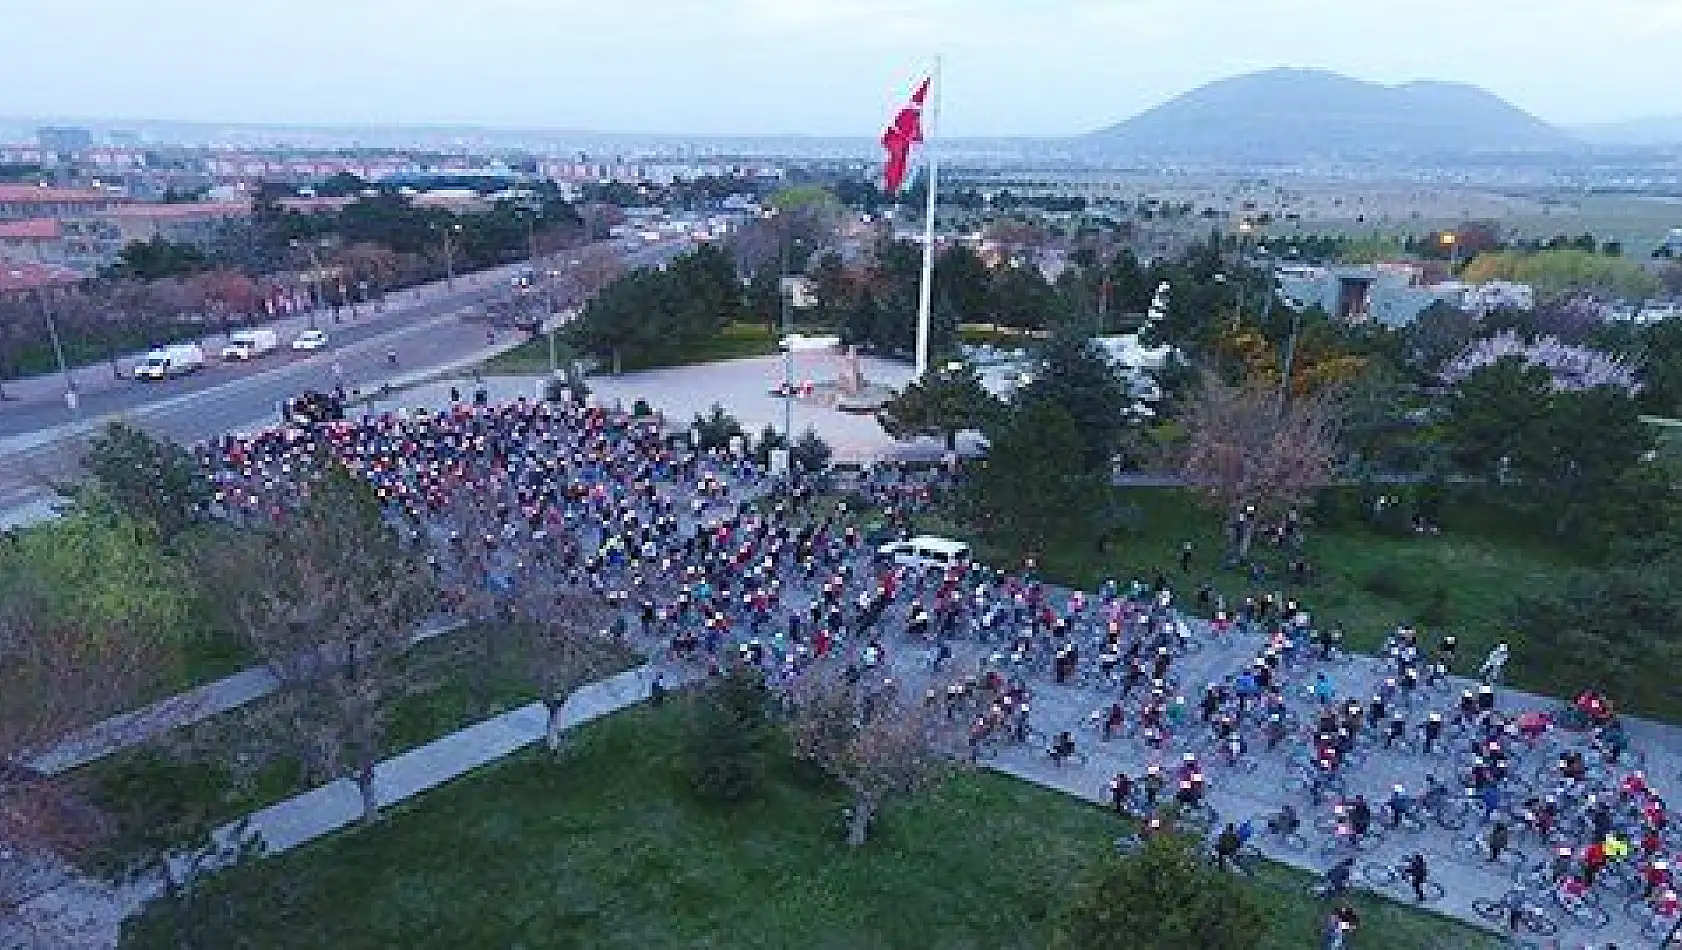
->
[220, 328, 279, 361]
[134, 343, 207, 381]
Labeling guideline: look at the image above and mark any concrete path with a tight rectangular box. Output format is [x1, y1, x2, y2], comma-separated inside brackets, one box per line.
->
[1, 664, 675, 950]
[874, 605, 1676, 950]
[26, 618, 466, 776]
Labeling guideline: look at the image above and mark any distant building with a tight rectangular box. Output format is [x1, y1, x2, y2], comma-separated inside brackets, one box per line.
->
[1462, 281, 1534, 316]
[0, 184, 127, 221]
[0, 261, 83, 297]
[36, 126, 92, 163]
[0, 218, 62, 265]
[1276, 264, 1463, 327]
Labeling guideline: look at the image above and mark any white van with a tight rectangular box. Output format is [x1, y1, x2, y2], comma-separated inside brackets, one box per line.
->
[221, 328, 279, 361]
[134, 343, 207, 381]
[876, 535, 972, 571]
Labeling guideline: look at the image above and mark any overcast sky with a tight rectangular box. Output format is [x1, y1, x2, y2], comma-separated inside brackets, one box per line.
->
[3, 0, 1679, 136]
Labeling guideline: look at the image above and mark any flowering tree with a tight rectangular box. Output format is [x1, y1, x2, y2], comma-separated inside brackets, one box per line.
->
[1178, 374, 1341, 557]
[1441, 331, 1641, 394]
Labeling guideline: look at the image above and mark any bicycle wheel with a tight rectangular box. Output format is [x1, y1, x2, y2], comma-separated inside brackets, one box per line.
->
[1519, 906, 1559, 937]
[1454, 834, 1486, 859]
[1434, 804, 1468, 832]
[1359, 862, 1399, 887]
[1564, 899, 1610, 930]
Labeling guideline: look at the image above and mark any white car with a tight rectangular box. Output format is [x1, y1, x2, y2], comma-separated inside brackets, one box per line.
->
[291, 329, 329, 351]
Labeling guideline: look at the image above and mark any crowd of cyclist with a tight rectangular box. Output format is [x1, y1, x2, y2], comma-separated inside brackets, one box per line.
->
[196, 393, 1673, 948]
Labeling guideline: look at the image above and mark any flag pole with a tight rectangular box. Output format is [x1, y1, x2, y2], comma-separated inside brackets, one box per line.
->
[914, 57, 941, 380]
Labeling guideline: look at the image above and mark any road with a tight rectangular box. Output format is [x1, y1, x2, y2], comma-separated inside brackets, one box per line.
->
[0, 237, 690, 523]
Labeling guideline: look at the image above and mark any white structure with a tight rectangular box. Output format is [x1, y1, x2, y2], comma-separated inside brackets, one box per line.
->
[1461, 281, 1535, 316]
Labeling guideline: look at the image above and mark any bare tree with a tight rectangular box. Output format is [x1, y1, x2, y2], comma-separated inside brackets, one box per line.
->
[1178, 373, 1341, 557]
[208, 465, 434, 824]
[0, 606, 165, 921]
[510, 578, 624, 751]
[785, 666, 965, 847]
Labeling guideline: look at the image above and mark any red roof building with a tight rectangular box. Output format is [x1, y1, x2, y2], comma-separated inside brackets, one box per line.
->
[0, 262, 84, 296]
[0, 184, 128, 221]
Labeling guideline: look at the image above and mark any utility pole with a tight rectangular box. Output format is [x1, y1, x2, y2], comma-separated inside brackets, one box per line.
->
[1277, 304, 1301, 420]
[38, 289, 79, 420]
[780, 220, 793, 446]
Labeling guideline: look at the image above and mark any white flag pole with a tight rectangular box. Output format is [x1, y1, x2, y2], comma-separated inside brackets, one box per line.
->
[914, 58, 941, 380]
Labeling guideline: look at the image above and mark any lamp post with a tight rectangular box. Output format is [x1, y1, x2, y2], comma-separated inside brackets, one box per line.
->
[291, 239, 328, 332]
[435, 222, 463, 290]
[1440, 231, 1459, 272]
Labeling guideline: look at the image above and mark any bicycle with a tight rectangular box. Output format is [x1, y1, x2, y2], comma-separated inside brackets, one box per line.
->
[1625, 896, 1681, 941]
[1550, 887, 1611, 930]
[1472, 893, 1559, 937]
[1256, 816, 1309, 852]
[1454, 831, 1524, 867]
[1360, 861, 1445, 902]
[1379, 802, 1427, 834]
[1046, 746, 1090, 769]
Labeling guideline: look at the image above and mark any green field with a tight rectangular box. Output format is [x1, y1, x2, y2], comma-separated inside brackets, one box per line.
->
[480, 322, 786, 376]
[119, 698, 1497, 950]
[913, 484, 1627, 713]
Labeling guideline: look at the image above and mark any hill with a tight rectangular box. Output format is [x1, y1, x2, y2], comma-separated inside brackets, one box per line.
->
[1088, 68, 1577, 161]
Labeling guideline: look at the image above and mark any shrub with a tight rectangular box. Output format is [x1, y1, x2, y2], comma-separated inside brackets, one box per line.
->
[682, 669, 770, 805]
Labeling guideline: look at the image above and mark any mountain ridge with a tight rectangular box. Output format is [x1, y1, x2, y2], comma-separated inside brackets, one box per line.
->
[1088, 68, 1579, 161]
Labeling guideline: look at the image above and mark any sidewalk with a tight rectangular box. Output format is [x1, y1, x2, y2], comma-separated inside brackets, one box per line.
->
[1, 665, 669, 950]
[24, 618, 465, 777]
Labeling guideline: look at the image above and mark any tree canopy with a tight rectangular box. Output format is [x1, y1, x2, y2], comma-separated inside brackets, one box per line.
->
[1052, 834, 1266, 950]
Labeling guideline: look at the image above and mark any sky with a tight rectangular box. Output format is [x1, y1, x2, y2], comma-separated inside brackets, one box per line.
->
[2, 0, 1680, 136]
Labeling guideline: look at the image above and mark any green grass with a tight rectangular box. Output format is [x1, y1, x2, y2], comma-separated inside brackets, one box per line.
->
[919, 485, 1616, 709]
[77, 626, 636, 876]
[119, 698, 1496, 950]
[476, 333, 579, 376]
[480, 322, 790, 377]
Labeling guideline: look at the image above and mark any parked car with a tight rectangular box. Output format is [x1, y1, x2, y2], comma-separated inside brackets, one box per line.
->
[874, 535, 971, 571]
[291, 329, 329, 351]
[133, 343, 206, 381]
[221, 328, 279, 361]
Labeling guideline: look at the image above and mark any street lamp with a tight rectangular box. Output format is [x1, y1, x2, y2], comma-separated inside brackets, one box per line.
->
[1439, 231, 1459, 272]
[290, 239, 328, 332]
[433, 222, 464, 290]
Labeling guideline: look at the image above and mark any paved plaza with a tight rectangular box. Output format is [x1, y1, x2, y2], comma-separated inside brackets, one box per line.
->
[396, 353, 988, 462]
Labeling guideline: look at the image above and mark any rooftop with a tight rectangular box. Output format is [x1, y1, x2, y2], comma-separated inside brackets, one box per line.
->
[0, 217, 61, 240]
[104, 201, 251, 220]
[0, 184, 124, 204]
[0, 262, 84, 293]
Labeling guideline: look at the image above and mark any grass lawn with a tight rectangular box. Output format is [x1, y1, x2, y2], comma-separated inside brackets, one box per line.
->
[76, 626, 636, 877]
[119, 698, 1496, 950]
[480, 322, 788, 377]
[915, 485, 1619, 711]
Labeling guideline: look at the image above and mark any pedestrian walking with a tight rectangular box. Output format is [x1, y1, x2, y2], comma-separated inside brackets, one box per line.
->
[1479, 641, 1509, 686]
[1487, 820, 1510, 863]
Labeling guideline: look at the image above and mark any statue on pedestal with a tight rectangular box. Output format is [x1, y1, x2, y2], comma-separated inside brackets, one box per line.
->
[838, 345, 866, 396]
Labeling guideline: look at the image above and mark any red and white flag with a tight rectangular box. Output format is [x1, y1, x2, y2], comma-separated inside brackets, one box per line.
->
[881, 77, 930, 194]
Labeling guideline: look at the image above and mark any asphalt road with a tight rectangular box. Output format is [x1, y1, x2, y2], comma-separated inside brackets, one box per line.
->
[0, 237, 690, 521]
